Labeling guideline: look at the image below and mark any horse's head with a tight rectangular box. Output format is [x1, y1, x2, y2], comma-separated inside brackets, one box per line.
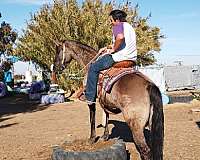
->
[53, 40, 98, 73]
[54, 41, 72, 73]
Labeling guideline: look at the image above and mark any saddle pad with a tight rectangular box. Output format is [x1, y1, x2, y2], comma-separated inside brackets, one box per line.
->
[101, 67, 137, 92]
[99, 67, 154, 94]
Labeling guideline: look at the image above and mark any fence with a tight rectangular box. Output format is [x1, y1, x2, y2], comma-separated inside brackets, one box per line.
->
[164, 65, 200, 91]
[139, 65, 200, 92]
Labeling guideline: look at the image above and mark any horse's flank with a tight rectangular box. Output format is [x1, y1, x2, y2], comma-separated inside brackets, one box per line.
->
[101, 73, 150, 112]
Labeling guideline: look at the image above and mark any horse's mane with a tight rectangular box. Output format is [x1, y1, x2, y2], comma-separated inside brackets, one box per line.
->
[63, 40, 97, 53]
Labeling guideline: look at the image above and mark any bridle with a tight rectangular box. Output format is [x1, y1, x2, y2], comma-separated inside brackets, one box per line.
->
[61, 42, 66, 66]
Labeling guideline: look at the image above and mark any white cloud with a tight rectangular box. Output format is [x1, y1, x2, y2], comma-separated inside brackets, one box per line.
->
[4, 0, 53, 5]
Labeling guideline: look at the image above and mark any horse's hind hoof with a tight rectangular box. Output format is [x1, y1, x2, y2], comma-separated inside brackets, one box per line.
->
[100, 134, 109, 141]
[88, 136, 99, 144]
[88, 139, 95, 144]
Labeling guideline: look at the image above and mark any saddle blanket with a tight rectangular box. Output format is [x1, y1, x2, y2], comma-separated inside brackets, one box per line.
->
[100, 67, 137, 93]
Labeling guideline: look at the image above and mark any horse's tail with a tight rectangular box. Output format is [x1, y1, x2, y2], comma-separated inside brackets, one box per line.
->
[148, 84, 164, 160]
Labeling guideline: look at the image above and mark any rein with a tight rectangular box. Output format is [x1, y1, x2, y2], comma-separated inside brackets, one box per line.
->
[79, 51, 103, 72]
[68, 52, 102, 80]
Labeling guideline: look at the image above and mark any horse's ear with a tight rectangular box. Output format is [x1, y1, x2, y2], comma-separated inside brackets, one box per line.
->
[52, 39, 62, 46]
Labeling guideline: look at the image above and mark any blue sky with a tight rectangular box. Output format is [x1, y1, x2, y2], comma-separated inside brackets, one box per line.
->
[0, 0, 200, 74]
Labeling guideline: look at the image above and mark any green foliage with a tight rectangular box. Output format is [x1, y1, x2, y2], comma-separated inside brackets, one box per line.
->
[135, 16, 164, 66]
[0, 13, 17, 55]
[0, 61, 12, 72]
[15, 0, 164, 90]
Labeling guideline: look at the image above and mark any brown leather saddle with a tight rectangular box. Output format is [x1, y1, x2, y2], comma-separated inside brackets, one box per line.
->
[98, 60, 136, 95]
[112, 60, 136, 68]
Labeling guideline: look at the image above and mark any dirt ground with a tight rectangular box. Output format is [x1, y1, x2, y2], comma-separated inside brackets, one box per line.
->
[0, 93, 200, 160]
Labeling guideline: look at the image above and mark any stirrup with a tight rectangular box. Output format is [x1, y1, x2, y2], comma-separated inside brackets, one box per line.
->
[78, 92, 96, 105]
[78, 92, 87, 102]
[87, 100, 96, 105]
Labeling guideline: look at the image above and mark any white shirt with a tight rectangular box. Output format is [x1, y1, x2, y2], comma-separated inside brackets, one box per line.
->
[112, 22, 137, 62]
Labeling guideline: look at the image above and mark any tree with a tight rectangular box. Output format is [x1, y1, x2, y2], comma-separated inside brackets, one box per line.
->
[134, 14, 164, 65]
[14, 0, 164, 90]
[0, 13, 17, 55]
[0, 13, 17, 82]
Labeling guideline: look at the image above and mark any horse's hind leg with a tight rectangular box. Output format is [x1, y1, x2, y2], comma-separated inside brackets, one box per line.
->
[100, 110, 109, 141]
[88, 103, 96, 143]
[126, 117, 151, 160]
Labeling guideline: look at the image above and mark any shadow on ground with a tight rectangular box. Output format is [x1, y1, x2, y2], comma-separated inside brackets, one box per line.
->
[108, 120, 152, 160]
[0, 122, 19, 129]
[0, 93, 50, 117]
[108, 120, 134, 142]
[196, 121, 200, 129]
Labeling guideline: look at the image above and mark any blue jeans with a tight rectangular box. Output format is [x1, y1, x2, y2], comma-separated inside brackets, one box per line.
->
[85, 54, 115, 102]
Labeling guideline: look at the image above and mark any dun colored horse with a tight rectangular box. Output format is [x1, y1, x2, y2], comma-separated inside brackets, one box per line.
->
[54, 40, 164, 160]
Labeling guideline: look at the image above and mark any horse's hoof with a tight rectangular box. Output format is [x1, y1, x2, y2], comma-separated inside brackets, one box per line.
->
[88, 138, 95, 144]
[88, 136, 99, 144]
[100, 134, 109, 141]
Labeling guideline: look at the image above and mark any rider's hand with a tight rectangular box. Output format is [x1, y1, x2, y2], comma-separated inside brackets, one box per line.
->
[98, 47, 107, 54]
[107, 48, 115, 54]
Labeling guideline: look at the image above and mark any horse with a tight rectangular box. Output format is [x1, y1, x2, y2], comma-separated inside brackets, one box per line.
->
[53, 40, 164, 160]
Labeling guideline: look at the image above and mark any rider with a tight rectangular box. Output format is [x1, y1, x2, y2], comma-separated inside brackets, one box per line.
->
[82, 9, 137, 105]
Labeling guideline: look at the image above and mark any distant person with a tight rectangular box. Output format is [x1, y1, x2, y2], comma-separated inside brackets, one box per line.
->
[4, 70, 14, 88]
